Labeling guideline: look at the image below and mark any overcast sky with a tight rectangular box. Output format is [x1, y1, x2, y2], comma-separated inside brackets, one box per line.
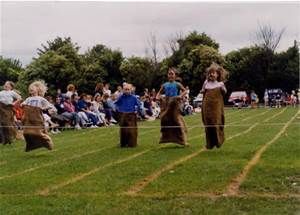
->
[1, 1, 299, 65]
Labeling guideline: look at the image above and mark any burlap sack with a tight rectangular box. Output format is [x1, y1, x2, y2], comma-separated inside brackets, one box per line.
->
[22, 105, 53, 152]
[159, 97, 187, 146]
[119, 112, 138, 147]
[201, 88, 225, 149]
[0, 102, 16, 144]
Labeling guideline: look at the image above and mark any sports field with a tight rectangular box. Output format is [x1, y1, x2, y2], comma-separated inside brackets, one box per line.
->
[0, 107, 299, 214]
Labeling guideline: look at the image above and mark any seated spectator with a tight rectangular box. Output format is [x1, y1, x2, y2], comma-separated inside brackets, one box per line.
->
[143, 96, 153, 117]
[78, 94, 99, 127]
[62, 96, 82, 129]
[91, 94, 107, 126]
[66, 84, 78, 99]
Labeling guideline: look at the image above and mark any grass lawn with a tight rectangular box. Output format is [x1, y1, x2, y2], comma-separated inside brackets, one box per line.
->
[0, 107, 299, 214]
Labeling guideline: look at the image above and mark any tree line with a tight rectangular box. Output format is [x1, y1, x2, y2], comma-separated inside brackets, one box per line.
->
[0, 27, 299, 100]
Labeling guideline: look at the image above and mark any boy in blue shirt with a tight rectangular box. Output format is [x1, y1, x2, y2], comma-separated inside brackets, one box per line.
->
[115, 83, 142, 147]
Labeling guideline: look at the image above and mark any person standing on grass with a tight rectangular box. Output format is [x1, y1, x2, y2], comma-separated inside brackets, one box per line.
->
[201, 63, 227, 149]
[250, 90, 258, 109]
[114, 83, 143, 147]
[155, 67, 188, 146]
[0, 81, 22, 144]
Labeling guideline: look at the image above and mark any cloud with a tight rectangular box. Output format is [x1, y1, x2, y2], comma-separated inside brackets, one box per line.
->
[1, 2, 299, 65]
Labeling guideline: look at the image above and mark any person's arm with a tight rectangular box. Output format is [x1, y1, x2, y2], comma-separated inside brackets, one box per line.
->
[200, 80, 208, 93]
[178, 83, 187, 98]
[20, 97, 28, 107]
[114, 95, 123, 108]
[12, 91, 22, 106]
[155, 85, 164, 100]
[220, 82, 227, 93]
[41, 98, 57, 113]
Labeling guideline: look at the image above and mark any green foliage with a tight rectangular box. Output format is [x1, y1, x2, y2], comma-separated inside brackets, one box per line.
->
[79, 44, 124, 93]
[178, 45, 224, 94]
[19, 37, 83, 95]
[120, 57, 155, 93]
[0, 34, 298, 98]
[162, 32, 223, 95]
[225, 46, 267, 96]
[225, 42, 299, 98]
[268, 42, 299, 92]
[0, 56, 24, 86]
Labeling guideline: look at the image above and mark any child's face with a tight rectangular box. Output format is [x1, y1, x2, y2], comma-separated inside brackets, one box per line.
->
[3, 82, 12, 91]
[168, 69, 176, 82]
[29, 87, 38, 96]
[208, 70, 218, 81]
[123, 86, 131, 95]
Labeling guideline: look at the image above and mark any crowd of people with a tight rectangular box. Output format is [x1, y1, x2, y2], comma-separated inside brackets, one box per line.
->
[0, 64, 229, 152]
[0, 79, 195, 136]
[5, 62, 298, 152]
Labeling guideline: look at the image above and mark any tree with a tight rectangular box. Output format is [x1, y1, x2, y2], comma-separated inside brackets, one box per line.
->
[120, 57, 155, 94]
[255, 23, 285, 53]
[147, 32, 159, 66]
[19, 37, 83, 95]
[225, 46, 267, 98]
[268, 41, 299, 92]
[160, 31, 223, 96]
[178, 45, 224, 95]
[81, 44, 124, 93]
[0, 56, 24, 86]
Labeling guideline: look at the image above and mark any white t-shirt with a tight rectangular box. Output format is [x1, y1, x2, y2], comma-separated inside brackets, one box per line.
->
[22, 96, 57, 112]
[202, 80, 227, 93]
[0, 90, 21, 105]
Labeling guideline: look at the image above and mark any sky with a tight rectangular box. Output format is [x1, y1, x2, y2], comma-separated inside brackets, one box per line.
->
[0, 1, 299, 66]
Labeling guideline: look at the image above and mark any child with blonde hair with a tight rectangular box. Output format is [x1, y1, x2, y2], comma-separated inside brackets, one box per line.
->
[201, 62, 227, 149]
[21, 81, 55, 151]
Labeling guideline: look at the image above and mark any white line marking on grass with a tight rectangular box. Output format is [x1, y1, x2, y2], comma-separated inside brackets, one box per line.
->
[124, 110, 279, 196]
[124, 147, 207, 196]
[263, 108, 287, 122]
[239, 110, 269, 122]
[225, 110, 300, 196]
[226, 123, 258, 141]
[36, 149, 152, 196]
[0, 146, 111, 180]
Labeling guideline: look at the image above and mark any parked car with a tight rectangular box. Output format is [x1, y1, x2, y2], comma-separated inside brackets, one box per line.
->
[228, 91, 248, 108]
[193, 92, 203, 108]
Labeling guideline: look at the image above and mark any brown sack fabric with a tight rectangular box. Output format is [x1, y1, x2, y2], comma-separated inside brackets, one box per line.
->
[0, 102, 16, 144]
[119, 112, 138, 147]
[201, 88, 225, 149]
[22, 105, 53, 152]
[159, 97, 188, 146]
